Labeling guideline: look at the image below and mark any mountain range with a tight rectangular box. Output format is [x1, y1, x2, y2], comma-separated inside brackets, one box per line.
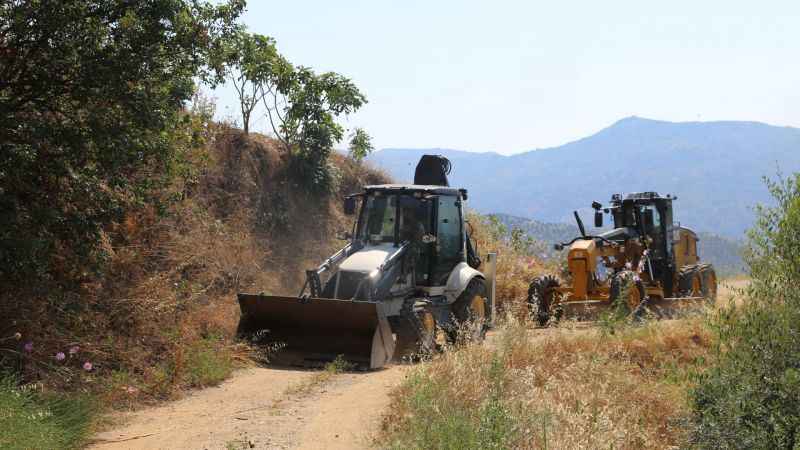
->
[367, 117, 800, 238]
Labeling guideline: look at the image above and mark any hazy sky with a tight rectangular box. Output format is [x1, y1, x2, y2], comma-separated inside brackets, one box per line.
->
[211, 1, 800, 155]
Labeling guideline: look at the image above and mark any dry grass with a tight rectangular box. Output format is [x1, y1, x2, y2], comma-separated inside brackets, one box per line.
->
[467, 213, 554, 318]
[381, 316, 713, 449]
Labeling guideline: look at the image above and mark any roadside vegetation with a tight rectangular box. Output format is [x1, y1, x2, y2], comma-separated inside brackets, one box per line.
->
[689, 173, 800, 449]
[1, 1, 382, 448]
[382, 318, 711, 449]
[0, 374, 95, 450]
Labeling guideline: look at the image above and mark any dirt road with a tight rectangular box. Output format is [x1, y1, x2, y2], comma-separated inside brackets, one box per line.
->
[89, 365, 408, 450]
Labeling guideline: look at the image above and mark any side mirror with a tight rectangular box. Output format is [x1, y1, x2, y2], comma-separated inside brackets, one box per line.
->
[343, 197, 357, 215]
[594, 211, 603, 228]
[336, 230, 352, 241]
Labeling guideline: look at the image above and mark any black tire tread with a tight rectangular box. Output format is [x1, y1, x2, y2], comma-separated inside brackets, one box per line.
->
[393, 299, 436, 360]
[527, 275, 561, 326]
[450, 277, 488, 342]
[609, 270, 646, 314]
[677, 264, 701, 297]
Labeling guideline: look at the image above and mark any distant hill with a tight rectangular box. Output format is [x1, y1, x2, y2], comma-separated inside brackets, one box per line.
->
[491, 213, 745, 276]
[368, 117, 800, 238]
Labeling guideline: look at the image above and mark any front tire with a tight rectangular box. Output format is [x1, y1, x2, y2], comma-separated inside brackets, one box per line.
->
[394, 301, 437, 361]
[527, 275, 561, 326]
[450, 277, 488, 344]
[609, 270, 646, 315]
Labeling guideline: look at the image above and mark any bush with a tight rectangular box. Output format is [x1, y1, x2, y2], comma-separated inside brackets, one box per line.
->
[0, 374, 95, 450]
[186, 335, 234, 388]
[0, 0, 243, 286]
[691, 173, 800, 449]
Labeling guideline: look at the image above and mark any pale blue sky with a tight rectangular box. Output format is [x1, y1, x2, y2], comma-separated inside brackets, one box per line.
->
[212, 1, 800, 155]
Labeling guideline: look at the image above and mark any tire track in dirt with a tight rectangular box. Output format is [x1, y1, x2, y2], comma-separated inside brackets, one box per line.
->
[89, 365, 408, 450]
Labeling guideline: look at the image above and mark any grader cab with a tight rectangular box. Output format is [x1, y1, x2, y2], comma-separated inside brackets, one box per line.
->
[528, 192, 717, 325]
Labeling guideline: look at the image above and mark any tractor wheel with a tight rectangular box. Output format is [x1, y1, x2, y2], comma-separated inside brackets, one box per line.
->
[394, 301, 437, 361]
[449, 277, 488, 344]
[609, 270, 646, 314]
[527, 275, 561, 326]
[698, 264, 718, 304]
[678, 265, 703, 297]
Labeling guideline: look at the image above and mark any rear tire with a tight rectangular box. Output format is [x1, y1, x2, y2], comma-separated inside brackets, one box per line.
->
[527, 276, 561, 326]
[678, 265, 703, 298]
[449, 277, 488, 343]
[698, 264, 718, 304]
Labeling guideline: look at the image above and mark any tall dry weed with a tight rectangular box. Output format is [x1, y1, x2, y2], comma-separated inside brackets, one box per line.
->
[382, 316, 713, 449]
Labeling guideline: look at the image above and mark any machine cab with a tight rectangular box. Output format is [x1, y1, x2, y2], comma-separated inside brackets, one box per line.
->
[609, 192, 675, 261]
[352, 185, 467, 287]
[606, 191, 691, 296]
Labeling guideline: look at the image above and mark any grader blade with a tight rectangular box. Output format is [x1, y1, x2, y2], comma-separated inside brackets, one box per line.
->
[644, 296, 709, 318]
[556, 296, 710, 322]
[237, 294, 394, 369]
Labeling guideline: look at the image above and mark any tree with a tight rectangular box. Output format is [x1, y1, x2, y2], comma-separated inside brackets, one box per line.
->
[263, 66, 368, 191]
[691, 173, 800, 449]
[221, 31, 279, 134]
[348, 127, 374, 163]
[0, 0, 243, 285]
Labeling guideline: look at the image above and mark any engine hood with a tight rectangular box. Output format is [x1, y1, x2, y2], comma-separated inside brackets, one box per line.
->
[338, 243, 398, 273]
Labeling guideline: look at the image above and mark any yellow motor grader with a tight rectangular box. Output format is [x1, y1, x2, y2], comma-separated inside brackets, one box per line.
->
[528, 192, 717, 325]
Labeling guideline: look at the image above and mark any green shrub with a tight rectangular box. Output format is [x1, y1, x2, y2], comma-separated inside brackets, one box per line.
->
[0, 0, 243, 286]
[691, 173, 800, 449]
[186, 335, 233, 388]
[386, 356, 516, 450]
[0, 374, 95, 450]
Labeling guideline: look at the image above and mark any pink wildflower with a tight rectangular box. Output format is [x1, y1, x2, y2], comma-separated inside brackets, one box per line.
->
[55, 352, 66, 361]
[69, 346, 80, 355]
[83, 361, 93, 371]
[23, 341, 33, 352]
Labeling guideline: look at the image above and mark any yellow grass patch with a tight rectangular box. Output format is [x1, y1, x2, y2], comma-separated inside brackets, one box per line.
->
[382, 316, 713, 449]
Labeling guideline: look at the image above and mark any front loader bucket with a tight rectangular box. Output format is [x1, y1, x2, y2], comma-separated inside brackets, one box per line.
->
[237, 294, 395, 369]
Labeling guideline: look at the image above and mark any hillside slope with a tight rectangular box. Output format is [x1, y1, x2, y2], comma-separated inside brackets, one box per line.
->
[369, 117, 800, 237]
[1, 128, 390, 404]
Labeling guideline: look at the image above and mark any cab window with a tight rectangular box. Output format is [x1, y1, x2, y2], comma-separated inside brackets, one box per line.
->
[358, 195, 397, 243]
[434, 196, 462, 283]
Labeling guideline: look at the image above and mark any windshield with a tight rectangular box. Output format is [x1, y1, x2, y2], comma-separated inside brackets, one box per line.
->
[357, 193, 431, 244]
[358, 195, 397, 243]
[614, 203, 662, 232]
